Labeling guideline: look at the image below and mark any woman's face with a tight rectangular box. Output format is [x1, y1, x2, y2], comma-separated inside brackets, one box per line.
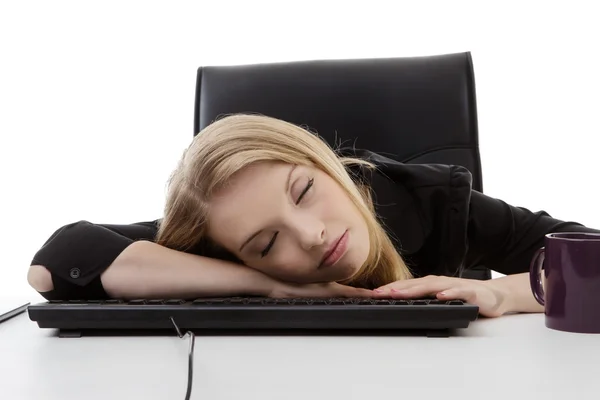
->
[207, 161, 370, 284]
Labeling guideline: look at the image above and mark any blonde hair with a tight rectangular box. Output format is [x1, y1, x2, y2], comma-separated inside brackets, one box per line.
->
[156, 114, 412, 288]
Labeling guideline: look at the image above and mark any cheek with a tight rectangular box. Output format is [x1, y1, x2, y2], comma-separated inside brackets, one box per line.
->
[245, 240, 310, 280]
[321, 185, 356, 219]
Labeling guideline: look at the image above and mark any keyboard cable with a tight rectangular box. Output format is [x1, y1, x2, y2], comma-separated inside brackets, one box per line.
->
[170, 317, 196, 400]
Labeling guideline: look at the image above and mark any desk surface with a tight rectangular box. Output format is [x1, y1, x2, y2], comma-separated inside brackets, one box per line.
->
[2, 302, 600, 400]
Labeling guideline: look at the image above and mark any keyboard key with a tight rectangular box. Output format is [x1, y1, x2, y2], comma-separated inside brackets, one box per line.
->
[165, 299, 186, 305]
[129, 299, 147, 305]
[293, 299, 312, 305]
[147, 300, 164, 305]
[229, 298, 245, 304]
[426, 300, 443, 305]
[194, 298, 235, 305]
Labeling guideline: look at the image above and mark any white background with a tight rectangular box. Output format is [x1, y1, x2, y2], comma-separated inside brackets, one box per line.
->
[1, 0, 599, 296]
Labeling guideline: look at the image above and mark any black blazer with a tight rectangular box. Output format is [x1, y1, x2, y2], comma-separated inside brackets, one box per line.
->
[342, 148, 599, 279]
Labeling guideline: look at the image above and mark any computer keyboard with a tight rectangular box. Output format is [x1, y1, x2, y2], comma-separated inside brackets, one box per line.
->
[28, 297, 479, 335]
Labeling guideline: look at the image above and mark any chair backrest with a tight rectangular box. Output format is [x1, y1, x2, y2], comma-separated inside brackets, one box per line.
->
[193, 51, 490, 280]
[194, 51, 483, 192]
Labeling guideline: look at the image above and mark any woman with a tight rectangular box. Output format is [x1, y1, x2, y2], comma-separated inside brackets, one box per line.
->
[27, 114, 600, 317]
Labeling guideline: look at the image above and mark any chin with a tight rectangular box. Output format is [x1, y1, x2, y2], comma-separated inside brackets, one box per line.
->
[338, 230, 369, 277]
[333, 258, 363, 282]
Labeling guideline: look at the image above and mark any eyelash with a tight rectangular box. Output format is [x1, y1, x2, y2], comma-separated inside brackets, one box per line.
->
[261, 178, 314, 258]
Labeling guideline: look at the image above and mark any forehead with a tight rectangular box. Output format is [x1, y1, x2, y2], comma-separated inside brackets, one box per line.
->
[207, 162, 292, 247]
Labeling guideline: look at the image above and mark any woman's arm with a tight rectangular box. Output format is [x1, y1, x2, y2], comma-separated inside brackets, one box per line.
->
[483, 272, 544, 314]
[102, 241, 374, 299]
[465, 190, 600, 275]
[28, 220, 373, 300]
[100, 240, 277, 299]
[27, 219, 281, 300]
[29, 220, 161, 299]
[371, 272, 542, 317]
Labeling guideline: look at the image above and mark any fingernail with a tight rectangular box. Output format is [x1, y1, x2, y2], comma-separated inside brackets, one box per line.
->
[439, 292, 446, 296]
[391, 288, 403, 293]
[374, 289, 383, 293]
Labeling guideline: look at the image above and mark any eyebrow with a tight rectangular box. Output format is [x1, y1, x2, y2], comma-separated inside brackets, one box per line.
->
[238, 164, 297, 252]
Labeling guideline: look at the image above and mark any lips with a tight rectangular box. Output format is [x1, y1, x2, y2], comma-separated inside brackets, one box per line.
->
[319, 230, 349, 268]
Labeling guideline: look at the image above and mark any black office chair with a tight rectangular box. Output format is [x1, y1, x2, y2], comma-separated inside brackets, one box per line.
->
[193, 51, 491, 281]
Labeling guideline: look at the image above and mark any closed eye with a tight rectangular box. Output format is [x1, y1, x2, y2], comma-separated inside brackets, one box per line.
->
[261, 232, 278, 258]
[295, 178, 314, 204]
[261, 178, 314, 257]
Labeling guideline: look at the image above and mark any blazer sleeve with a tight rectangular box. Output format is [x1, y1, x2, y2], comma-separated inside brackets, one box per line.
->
[30, 220, 160, 300]
[464, 191, 600, 275]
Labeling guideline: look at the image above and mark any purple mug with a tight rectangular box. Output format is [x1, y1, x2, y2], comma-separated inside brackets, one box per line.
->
[530, 232, 600, 333]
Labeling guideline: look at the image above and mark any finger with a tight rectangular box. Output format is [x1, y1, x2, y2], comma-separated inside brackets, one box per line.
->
[436, 288, 475, 303]
[375, 278, 423, 292]
[438, 288, 505, 317]
[352, 288, 375, 298]
[375, 275, 452, 292]
[340, 286, 374, 298]
[387, 284, 453, 299]
[374, 281, 453, 298]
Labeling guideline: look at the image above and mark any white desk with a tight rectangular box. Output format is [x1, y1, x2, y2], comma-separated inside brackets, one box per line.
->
[2, 304, 600, 400]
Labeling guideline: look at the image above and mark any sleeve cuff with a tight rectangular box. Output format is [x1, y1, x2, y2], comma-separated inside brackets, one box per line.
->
[30, 220, 135, 287]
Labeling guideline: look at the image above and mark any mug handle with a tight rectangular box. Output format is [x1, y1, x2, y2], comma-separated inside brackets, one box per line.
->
[529, 247, 546, 306]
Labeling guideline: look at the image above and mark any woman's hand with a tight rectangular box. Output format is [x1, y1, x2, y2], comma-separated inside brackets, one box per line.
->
[371, 275, 509, 318]
[269, 281, 374, 299]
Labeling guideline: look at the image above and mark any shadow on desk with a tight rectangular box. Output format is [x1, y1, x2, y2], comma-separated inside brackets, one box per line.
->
[47, 326, 488, 339]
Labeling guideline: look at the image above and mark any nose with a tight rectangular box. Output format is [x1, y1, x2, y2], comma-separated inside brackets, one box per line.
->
[291, 216, 325, 250]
